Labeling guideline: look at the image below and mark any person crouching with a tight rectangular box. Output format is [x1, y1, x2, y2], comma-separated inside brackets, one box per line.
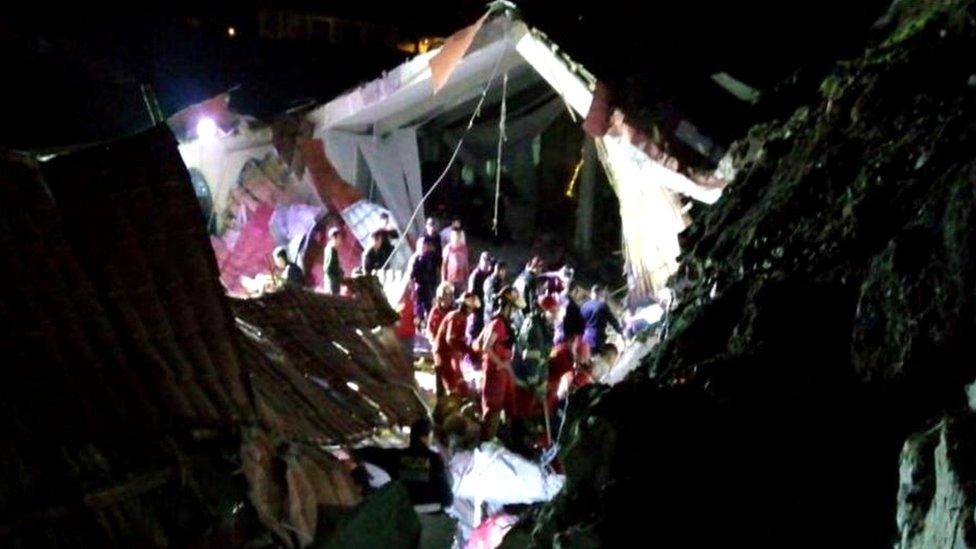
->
[432, 292, 481, 399]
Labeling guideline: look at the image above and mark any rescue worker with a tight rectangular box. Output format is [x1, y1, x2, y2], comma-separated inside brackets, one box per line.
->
[466, 251, 494, 343]
[476, 286, 526, 440]
[545, 336, 587, 429]
[432, 292, 480, 398]
[426, 282, 456, 348]
[395, 289, 416, 364]
[353, 416, 453, 515]
[323, 226, 344, 294]
[272, 246, 305, 290]
[581, 284, 623, 354]
[513, 294, 559, 419]
[539, 264, 574, 298]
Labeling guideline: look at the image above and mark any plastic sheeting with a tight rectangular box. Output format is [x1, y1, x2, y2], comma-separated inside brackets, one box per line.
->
[269, 203, 323, 248]
[597, 136, 689, 298]
[452, 443, 564, 505]
[448, 443, 563, 547]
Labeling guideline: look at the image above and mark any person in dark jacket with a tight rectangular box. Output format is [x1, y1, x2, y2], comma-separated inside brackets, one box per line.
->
[377, 212, 399, 266]
[362, 230, 387, 274]
[323, 227, 344, 294]
[513, 294, 559, 419]
[581, 284, 623, 354]
[553, 267, 584, 346]
[422, 217, 443, 263]
[411, 237, 441, 322]
[353, 417, 453, 510]
[466, 251, 494, 343]
[272, 246, 305, 290]
[513, 256, 543, 314]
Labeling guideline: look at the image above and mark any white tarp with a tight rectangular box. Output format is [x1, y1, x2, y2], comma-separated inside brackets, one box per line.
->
[448, 442, 564, 546]
[598, 136, 691, 295]
[452, 443, 564, 505]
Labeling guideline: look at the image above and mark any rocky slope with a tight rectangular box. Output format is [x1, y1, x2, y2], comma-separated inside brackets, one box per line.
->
[508, 1, 976, 546]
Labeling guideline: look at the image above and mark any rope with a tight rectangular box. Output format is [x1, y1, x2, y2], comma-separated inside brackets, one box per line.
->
[379, 15, 510, 270]
[492, 71, 508, 235]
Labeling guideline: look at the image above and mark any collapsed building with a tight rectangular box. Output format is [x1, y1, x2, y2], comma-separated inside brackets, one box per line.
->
[501, 0, 976, 546]
[8, 0, 976, 547]
[0, 126, 423, 547]
[176, 7, 729, 303]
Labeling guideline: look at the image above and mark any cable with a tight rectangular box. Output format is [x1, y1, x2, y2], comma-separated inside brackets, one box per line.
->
[492, 71, 508, 235]
[379, 19, 510, 270]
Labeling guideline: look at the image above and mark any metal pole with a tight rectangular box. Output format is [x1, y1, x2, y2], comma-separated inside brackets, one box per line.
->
[140, 83, 165, 125]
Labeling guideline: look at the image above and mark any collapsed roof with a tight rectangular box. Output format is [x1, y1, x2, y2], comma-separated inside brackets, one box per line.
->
[307, 7, 729, 295]
[0, 125, 422, 547]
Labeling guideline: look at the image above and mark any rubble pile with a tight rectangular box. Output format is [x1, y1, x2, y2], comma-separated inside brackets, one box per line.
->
[511, 1, 976, 546]
[0, 127, 422, 547]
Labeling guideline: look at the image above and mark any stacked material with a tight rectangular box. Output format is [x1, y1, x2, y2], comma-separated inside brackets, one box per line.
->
[0, 126, 419, 548]
[232, 279, 425, 443]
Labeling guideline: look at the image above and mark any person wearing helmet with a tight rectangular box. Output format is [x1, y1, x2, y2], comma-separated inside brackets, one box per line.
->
[426, 281, 457, 347]
[512, 294, 559, 420]
[476, 286, 526, 440]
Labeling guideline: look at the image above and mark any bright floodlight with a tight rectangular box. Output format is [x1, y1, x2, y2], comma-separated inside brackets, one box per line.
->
[196, 117, 218, 141]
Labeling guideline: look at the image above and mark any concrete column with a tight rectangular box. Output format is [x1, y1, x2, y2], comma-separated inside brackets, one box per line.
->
[575, 137, 597, 257]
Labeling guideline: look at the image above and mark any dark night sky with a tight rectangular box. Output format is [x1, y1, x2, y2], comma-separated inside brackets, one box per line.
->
[1, 1, 888, 151]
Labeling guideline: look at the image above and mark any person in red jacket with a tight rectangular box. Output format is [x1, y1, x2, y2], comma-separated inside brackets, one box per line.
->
[426, 281, 456, 347]
[432, 292, 480, 399]
[395, 289, 417, 364]
[545, 337, 589, 419]
[477, 286, 526, 440]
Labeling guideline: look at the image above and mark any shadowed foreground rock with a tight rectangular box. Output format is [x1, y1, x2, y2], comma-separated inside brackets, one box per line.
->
[508, 1, 976, 546]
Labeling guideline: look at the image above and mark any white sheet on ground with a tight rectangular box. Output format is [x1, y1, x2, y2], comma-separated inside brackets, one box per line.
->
[453, 443, 564, 505]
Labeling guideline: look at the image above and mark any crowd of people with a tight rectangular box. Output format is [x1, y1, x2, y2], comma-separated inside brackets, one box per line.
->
[267, 214, 626, 449]
[397, 217, 625, 447]
[264, 213, 633, 544]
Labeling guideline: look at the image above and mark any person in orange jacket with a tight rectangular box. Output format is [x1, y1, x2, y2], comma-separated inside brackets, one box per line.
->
[476, 286, 526, 440]
[432, 292, 481, 399]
